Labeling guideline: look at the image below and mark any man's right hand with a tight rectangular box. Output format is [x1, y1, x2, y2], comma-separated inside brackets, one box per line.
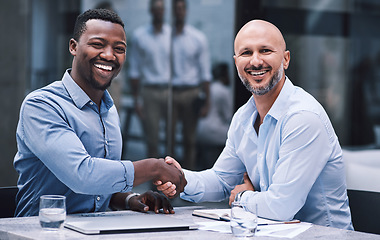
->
[133, 158, 186, 199]
[154, 156, 184, 198]
[154, 158, 186, 198]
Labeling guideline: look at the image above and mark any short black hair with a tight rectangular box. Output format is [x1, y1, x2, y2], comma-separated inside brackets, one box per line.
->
[73, 8, 124, 41]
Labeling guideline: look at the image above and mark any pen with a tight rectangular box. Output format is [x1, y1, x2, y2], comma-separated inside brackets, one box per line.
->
[258, 219, 301, 226]
[284, 220, 301, 224]
[220, 217, 230, 222]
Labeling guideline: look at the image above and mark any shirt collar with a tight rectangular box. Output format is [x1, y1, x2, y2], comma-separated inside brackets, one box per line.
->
[267, 76, 293, 121]
[62, 69, 114, 111]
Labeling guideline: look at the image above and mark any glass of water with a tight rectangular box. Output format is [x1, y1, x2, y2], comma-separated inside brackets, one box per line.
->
[230, 201, 258, 238]
[39, 195, 66, 230]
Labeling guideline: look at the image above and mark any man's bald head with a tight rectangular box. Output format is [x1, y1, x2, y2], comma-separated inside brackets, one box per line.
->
[234, 20, 286, 54]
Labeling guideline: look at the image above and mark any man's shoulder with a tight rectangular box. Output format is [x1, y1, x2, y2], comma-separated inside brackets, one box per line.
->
[279, 86, 335, 133]
[286, 86, 325, 115]
[24, 81, 67, 104]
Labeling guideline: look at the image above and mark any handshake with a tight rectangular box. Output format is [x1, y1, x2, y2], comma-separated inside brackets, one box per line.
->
[153, 157, 183, 198]
[133, 156, 185, 198]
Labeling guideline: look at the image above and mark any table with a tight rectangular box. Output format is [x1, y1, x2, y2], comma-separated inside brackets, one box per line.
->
[1, 206, 379, 240]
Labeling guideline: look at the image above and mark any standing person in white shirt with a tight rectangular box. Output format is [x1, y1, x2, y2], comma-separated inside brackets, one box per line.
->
[129, 0, 171, 159]
[171, 0, 212, 169]
[156, 19, 353, 230]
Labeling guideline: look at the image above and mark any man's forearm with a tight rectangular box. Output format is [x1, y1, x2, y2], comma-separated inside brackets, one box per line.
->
[132, 159, 160, 186]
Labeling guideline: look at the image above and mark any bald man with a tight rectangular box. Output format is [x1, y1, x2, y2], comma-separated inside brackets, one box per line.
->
[156, 20, 353, 230]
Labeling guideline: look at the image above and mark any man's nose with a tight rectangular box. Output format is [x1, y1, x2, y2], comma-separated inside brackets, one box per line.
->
[249, 52, 263, 66]
[100, 46, 116, 61]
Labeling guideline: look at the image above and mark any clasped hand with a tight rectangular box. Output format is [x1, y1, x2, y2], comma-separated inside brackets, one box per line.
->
[154, 156, 183, 198]
[154, 158, 255, 205]
[154, 156, 186, 198]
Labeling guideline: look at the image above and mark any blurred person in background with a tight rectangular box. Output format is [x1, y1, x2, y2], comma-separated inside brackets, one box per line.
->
[196, 62, 232, 170]
[170, 0, 212, 169]
[129, 0, 171, 159]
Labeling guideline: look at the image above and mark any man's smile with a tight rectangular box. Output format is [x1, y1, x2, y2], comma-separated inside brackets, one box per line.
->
[94, 63, 114, 71]
[248, 69, 269, 76]
[245, 65, 271, 79]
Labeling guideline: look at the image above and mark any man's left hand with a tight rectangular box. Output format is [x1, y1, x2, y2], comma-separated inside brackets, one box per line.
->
[229, 172, 254, 206]
[128, 190, 174, 214]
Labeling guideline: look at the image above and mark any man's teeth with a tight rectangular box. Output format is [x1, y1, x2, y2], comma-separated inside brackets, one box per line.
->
[250, 70, 267, 76]
[95, 64, 112, 71]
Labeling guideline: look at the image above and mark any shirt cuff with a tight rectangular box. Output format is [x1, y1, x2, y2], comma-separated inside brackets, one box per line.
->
[240, 190, 257, 203]
[120, 160, 134, 192]
[182, 169, 193, 192]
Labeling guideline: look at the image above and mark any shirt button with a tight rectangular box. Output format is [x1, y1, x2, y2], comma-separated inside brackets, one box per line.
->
[96, 196, 100, 201]
[105, 140, 108, 145]
[90, 102, 94, 105]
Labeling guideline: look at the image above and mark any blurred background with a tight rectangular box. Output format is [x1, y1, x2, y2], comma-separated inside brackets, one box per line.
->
[1, 0, 380, 188]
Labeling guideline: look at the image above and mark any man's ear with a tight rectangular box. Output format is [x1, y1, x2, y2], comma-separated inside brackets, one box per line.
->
[283, 50, 290, 70]
[69, 38, 78, 56]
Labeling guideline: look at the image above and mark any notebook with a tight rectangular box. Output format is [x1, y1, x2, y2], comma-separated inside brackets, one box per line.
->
[65, 213, 198, 235]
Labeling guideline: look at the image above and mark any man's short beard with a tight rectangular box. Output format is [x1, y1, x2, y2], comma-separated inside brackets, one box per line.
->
[88, 71, 113, 91]
[239, 62, 283, 96]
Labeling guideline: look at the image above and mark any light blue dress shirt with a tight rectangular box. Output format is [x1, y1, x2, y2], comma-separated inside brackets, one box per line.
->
[14, 70, 134, 217]
[181, 78, 353, 230]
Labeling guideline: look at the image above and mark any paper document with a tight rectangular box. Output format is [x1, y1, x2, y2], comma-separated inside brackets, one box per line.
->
[192, 209, 300, 225]
[196, 221, 312, 238]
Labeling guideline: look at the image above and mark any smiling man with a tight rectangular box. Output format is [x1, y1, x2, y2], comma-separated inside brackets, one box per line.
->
[13, 9, 186, 217]
[156, 20, 353, 230]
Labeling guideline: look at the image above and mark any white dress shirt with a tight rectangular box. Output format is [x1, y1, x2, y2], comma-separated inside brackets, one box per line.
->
[128, 24, 171, 85]
[172, 25, 211, 86]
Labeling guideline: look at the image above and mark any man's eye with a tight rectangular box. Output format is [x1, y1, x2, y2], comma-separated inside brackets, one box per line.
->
[115, 47, 126, 54]
[241, 50, 252, 56]
[261, 49, 272, 53]
[90, 43, 103, 48]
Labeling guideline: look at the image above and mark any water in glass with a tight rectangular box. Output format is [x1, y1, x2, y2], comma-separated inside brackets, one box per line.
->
[230, 202, 257, 237]
[39, 208, 66, 229]
[39, 195, 66, 230]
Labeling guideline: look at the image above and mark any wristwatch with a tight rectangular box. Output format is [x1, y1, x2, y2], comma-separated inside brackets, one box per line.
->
[125, 192, 140, 208]
[234, 190, 247, 202]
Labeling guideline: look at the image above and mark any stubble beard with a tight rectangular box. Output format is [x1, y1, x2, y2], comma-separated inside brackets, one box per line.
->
[239, 62, 284, 96]
[89, 70, 113, 91]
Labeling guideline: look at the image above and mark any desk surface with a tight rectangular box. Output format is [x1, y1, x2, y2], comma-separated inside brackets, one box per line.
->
[1, 206, 379, 240]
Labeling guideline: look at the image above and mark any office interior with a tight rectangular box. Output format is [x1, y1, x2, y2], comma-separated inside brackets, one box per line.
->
[1, 0, 380, 234]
